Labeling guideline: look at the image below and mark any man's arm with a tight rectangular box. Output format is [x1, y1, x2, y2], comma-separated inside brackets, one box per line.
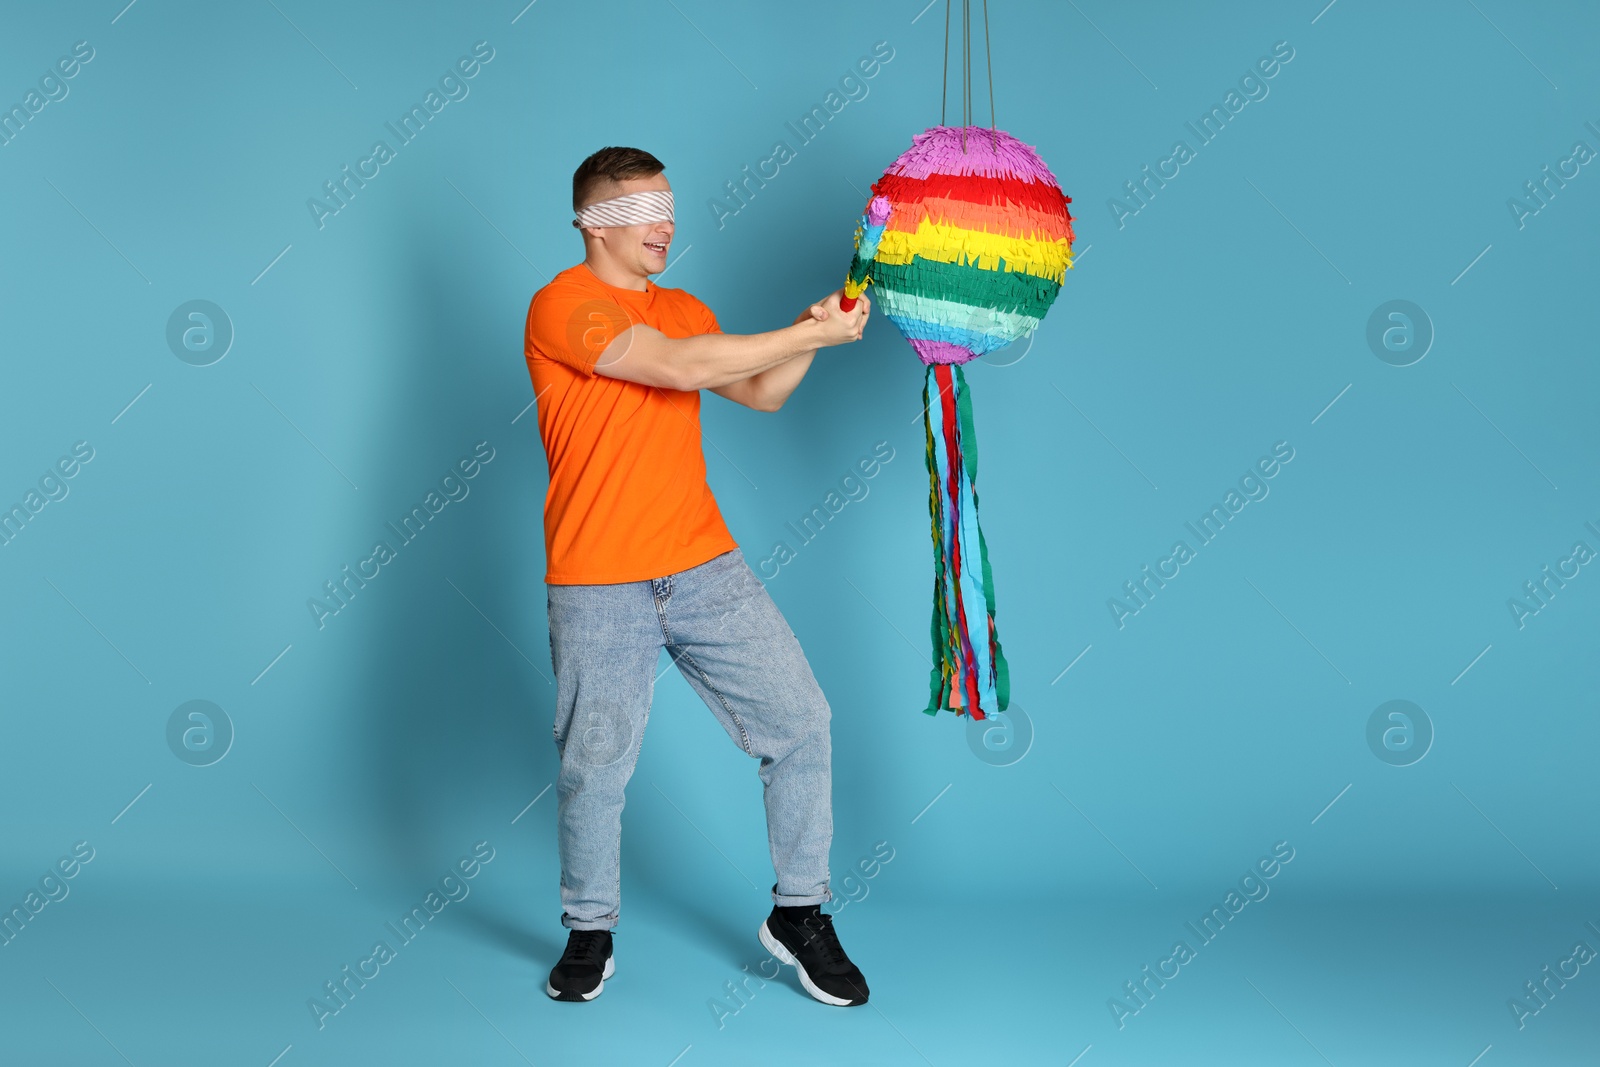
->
[594, 292, 867, 405]
[710, 293, 872, 412]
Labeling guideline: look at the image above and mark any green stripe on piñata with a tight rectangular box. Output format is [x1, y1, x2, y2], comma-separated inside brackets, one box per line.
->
[870, 257, 1061, 321]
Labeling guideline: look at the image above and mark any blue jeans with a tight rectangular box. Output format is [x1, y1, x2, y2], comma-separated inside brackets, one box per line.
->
[546, 548, 834, 931]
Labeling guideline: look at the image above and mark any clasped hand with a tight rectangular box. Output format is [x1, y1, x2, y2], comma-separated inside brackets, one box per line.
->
[794, 289, 871, 347]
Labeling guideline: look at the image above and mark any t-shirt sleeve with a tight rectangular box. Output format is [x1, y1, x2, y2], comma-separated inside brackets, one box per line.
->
[695, 298, 723, 337]
[526, 287, 636, 377]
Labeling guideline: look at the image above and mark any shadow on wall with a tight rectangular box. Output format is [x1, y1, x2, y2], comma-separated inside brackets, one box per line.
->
[353, 205, 562, 964]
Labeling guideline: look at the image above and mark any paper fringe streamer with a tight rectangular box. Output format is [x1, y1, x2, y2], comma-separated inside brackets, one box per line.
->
[922, 362, 1009, 718]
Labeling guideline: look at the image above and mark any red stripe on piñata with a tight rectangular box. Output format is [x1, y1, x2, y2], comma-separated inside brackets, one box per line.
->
[872, 172, 1072, 220]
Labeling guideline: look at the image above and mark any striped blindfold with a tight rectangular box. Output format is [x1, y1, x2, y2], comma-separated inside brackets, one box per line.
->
[573, 190, 675, 229]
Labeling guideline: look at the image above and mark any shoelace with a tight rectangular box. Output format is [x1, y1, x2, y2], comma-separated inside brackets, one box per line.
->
[563, 930, 609, 968]
[796, 912, 852, 971]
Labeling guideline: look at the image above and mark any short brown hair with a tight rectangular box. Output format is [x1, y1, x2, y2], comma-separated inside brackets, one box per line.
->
[572, 147, 665, 210]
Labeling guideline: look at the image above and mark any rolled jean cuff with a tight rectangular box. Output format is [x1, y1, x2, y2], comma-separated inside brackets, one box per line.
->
[562, 912, 617, 932]
[771, 885, 832, 907]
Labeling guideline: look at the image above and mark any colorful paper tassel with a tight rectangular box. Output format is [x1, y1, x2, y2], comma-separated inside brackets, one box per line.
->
[923, 362, 1009, 718]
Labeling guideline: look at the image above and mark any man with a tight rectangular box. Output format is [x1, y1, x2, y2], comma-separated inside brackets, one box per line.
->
[522, 146, 873, 1006]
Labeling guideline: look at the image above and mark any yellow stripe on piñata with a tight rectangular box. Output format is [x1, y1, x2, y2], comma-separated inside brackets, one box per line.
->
[844, 277, 871, 299]
[875, 218, 1072, 283]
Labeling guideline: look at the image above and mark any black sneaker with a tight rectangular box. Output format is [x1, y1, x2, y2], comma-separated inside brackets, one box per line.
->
[758, 904, 869, 1006]
[546, 928, 614, 1001]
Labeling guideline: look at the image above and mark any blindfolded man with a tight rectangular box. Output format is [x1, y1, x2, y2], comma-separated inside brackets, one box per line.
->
[524, 146, 872, 1008]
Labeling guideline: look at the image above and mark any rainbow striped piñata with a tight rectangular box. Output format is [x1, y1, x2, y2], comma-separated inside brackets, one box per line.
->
[840, 125, 1074, 720]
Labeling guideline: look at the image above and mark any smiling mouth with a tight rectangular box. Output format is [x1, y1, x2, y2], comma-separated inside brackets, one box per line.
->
[644, 241, 668, 254]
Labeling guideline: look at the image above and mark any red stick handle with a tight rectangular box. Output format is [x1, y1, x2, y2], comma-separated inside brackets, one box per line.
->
[839, 295, 859, 312]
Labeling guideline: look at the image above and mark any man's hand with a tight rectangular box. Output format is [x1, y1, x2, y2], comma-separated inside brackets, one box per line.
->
[793, 289, 870, 347]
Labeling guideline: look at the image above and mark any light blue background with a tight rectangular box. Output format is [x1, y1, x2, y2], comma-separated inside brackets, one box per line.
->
[2, 1, 1597, 1064]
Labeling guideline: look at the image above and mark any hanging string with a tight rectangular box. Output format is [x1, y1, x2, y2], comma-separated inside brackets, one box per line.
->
[983, 0, 997, 152]
[940, 0, 950, 127]
[943, 0, 998, 153]
[961, 0, 970, 151]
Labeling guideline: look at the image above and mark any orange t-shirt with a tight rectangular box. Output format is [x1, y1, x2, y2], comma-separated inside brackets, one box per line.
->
[523, 263, 739, 585]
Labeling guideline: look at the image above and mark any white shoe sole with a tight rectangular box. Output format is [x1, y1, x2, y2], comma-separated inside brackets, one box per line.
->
[758, 919, 857, 1006]
[546, 953, 614, 1001]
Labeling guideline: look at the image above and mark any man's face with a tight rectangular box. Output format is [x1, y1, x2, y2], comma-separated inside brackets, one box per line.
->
[582, 173, 674, 277]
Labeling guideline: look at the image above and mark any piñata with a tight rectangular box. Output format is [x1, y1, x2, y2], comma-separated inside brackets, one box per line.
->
[839, 124, 1074, 720]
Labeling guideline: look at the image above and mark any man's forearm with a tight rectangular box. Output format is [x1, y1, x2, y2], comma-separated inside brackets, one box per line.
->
[597, 293, 861, 394]
[672, 324, 818, 390]
[734, 349, 817, 410]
